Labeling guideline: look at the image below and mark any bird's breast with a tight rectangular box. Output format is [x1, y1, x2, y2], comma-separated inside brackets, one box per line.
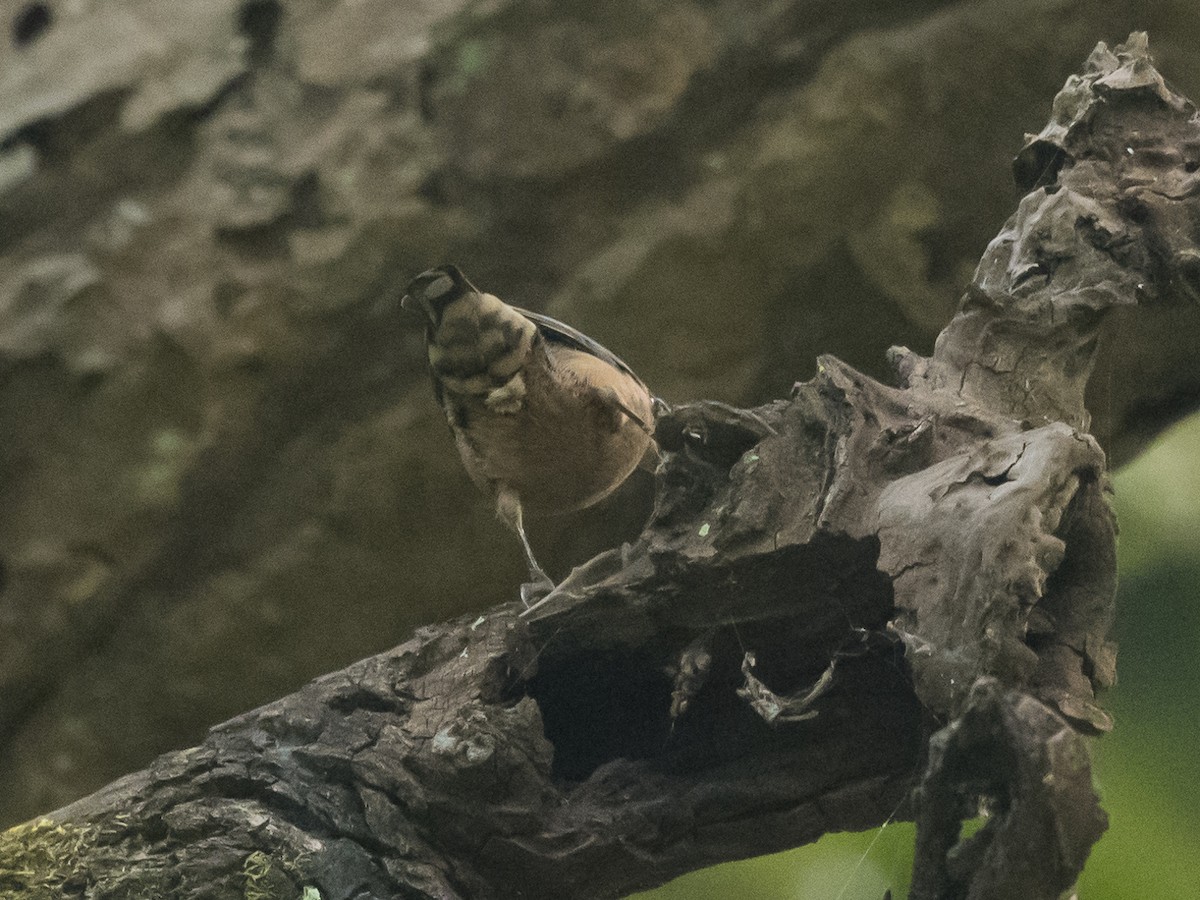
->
[448, 350, 654, 515]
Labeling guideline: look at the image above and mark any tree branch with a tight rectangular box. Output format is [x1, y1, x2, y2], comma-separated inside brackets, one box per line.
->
[2, 32, 1195, 900]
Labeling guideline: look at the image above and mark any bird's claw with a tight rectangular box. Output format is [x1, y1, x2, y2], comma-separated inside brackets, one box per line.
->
[520, 571, 556, 608]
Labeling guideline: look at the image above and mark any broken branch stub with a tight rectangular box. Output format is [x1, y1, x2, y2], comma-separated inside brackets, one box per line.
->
[1, 32, 1193, 900]
[909, 679, 1107, 900]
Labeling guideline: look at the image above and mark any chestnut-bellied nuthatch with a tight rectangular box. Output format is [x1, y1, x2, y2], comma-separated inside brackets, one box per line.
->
[402, 265, 660, 604]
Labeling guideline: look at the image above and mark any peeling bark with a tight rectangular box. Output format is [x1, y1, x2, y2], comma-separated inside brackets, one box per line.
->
[2, 32, 1195, 899]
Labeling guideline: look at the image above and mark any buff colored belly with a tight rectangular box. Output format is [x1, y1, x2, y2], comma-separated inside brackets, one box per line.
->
[452, 357, 653, 515]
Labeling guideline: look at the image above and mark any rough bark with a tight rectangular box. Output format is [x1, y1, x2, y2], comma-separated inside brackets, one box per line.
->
[3, 32, 1195, 899]
[3, 0, 1200, 828]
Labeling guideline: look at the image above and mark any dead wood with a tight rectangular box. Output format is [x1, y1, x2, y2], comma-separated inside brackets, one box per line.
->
[2, 32, 1196, 900]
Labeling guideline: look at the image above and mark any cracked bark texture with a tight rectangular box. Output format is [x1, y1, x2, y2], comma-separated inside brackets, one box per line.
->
[3, 0, 1200, 830]
[3, 31, 1196, 900]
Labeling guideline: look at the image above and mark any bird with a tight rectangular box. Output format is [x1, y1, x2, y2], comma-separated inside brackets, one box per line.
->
[402, 265, 661, 605]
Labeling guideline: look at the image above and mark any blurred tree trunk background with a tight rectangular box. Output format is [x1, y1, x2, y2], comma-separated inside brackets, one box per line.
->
[1, 4, 1198, 886]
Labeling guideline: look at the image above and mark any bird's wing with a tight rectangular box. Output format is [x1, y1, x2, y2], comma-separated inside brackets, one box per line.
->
[514, 307, 648, 389]
[515, 307, 659, 432]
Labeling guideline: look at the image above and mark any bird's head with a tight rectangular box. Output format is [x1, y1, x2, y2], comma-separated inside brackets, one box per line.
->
[401, 265, 479, 325]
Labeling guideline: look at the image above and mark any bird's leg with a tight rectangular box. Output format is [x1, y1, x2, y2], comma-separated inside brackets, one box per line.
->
[496, 487, 555, 606]
[515, 524, 555, 606]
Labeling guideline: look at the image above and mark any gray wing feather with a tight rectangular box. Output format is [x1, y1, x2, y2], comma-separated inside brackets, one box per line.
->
[514, 307, 649, 391]
[515, 307, 669, 431]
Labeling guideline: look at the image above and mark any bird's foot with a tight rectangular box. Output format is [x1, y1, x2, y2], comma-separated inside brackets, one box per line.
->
[520, 570, 556, 608]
